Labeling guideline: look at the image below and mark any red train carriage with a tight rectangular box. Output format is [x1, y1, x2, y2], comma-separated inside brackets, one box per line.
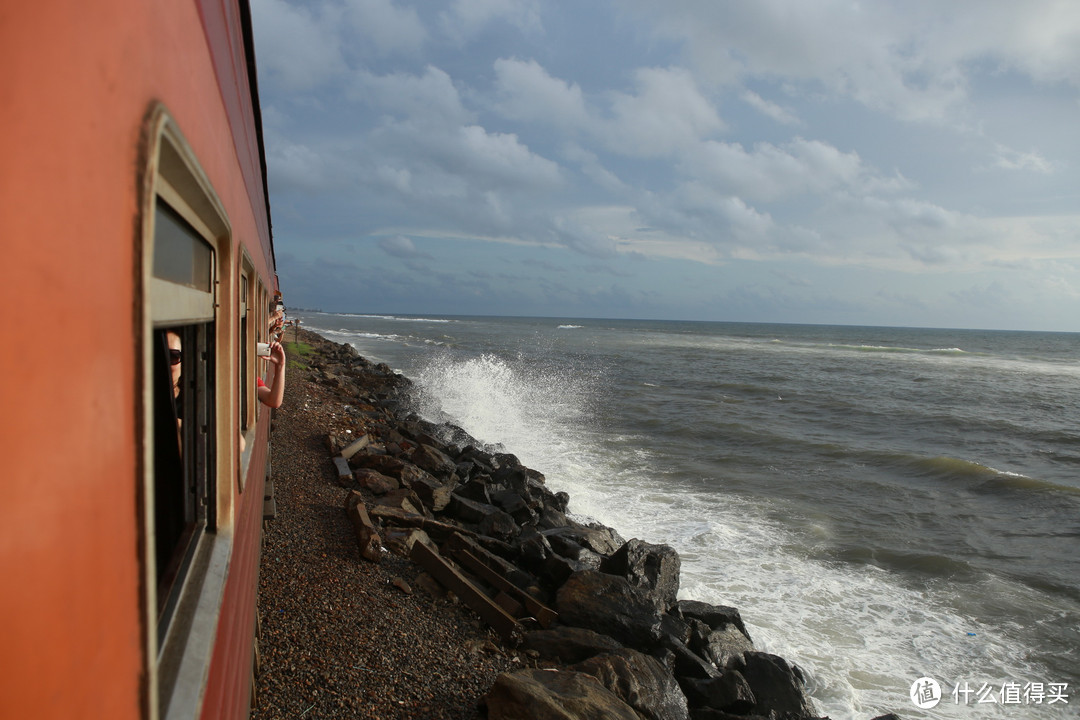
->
[1, 1, 278, 718]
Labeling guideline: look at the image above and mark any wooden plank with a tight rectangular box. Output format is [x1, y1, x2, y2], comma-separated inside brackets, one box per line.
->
[339, 433, 371, 460]
[332, 456, 353, 486]
[409, 541, 523, 642]
[449, 548, 558, 628]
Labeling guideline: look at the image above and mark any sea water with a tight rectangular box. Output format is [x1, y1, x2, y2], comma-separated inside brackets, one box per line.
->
[294, 312, 1079, 719]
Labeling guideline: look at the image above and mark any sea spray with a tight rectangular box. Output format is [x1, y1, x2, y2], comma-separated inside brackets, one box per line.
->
[403, 343, 1072, 720]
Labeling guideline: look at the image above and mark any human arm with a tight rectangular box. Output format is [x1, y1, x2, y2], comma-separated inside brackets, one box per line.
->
[258, 341, 286, 408]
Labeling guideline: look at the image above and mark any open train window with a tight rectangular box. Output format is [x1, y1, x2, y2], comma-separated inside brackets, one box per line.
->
[141, 104, 234, 719]
[151, 202, 217, 634]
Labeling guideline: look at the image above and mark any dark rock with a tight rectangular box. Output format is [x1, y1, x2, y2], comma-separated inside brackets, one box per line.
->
[478, 507, 520, 542]
[373, 488, 425, 516]
[601, 539, 681, 612]
[536, 550, 578, 590]
[410, 443, 457, 477]
[350, 453, 407, 478]
[740, 652, 816, 718]
[353, 468, 398, 495]
[671, 600, 753, 644]
[536, 507, 568, 530]
[446, 494, 501, 524]
[458, 446, 497, 474]
[572, 648, 690, 720]
[382, 527, 432, 557]
[689, 620, 754, 670]
[520, 626, 625, 664]
[659, 613, 692, 646]
[661, 635, 720, 680]
[543, 524, 624, 559]
[402, 471, 455, 513]
[491, 489, 538, 525]
[517, 527, 552, 566]
[454, 476, 492, 504]
[555, 570, 664, 650]
[484, 669, 640, 720]
[679, 670, 756, 713]
[688, 709, 766, 720]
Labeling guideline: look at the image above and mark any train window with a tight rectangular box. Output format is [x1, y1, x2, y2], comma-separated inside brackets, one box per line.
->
[141, 104, 234, 719]
[240, 260, 252, 432]
[151, 201, 217, 635]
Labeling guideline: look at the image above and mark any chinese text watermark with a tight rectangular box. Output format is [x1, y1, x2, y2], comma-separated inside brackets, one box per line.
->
[910, 678, 1069, 709]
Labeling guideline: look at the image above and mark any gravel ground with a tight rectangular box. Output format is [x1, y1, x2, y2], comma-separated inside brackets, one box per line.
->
[252, 334, 518, 719]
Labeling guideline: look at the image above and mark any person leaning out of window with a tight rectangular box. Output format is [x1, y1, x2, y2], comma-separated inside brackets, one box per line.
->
[257, 340, 286, 408]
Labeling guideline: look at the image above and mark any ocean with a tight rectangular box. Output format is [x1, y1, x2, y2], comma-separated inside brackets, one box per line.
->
[293, 312, 1079, 719]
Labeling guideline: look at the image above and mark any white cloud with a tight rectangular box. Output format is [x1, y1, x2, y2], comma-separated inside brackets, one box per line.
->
[742, 90, 800, 125]
[492, 58, 589, 128]
[679, 138, 870, 203]
[378, 235, 430, 259]
[342, 0, 426, 57]
[601, 67, 725, 157]
[440, 0, 542, 41]
[252, 0, 346, 90]
[624, 0, 1080, 124]
[352, 65, 472, 125]
[991, 144, 1055, 174]
[266, 137, 330, 192]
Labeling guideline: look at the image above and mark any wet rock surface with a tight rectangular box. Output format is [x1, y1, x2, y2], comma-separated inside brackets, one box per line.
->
[254, 329, 881, 719]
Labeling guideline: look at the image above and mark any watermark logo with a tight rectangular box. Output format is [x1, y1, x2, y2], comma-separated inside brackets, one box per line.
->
[911, 677, 942, 709]
[910, 678, 1070, 708]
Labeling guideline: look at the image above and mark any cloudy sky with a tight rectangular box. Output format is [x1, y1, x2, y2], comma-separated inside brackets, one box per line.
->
[250, 0, 1079, 331]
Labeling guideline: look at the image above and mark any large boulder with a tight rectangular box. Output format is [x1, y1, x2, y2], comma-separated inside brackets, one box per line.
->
[521, 627, 625, 664]
[349, 453, 407, 478]
[544, 524, 624, 560]
[601, 539, 681, 612]
[678, 670, 756, 713]
[670, 601, 752, 644]
[572, 648, 690, 720]
[353, 468, 399, 495]
[401, 470, 454, 513]
[556, 570, 664, 650]
[688, 620, 753, 670]
[485, 669, 640, 720]
[741, 652, 816, 718]
[410, 443, 457, 477]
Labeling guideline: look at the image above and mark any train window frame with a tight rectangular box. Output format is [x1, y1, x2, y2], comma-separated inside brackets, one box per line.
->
[140, 104, 236, 720]
[238, 254, 257, 489]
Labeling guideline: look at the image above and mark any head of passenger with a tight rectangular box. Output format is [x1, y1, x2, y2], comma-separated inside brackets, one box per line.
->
[167, 331, 182, 397]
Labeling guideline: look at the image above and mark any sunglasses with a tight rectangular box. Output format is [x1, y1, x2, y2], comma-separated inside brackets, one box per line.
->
[169, 349, 182, 366]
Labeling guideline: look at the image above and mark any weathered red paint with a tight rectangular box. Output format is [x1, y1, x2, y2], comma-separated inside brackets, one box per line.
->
[0, 1, 274, 717]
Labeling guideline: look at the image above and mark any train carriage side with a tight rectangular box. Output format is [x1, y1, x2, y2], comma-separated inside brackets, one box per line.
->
[0, 1, 277, 718]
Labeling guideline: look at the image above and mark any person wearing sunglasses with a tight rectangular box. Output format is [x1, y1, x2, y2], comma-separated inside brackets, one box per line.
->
[167, 331, 182, 398]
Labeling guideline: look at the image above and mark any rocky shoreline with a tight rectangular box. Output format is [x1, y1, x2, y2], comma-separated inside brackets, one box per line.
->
[254, 329, 901, 720]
